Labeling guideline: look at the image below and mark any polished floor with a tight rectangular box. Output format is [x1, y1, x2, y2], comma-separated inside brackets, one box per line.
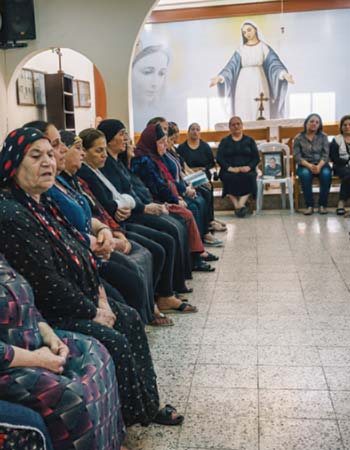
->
[127, 210, 350, 450]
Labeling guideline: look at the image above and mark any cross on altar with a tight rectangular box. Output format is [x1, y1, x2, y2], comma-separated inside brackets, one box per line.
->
[254, 92, 269, 120]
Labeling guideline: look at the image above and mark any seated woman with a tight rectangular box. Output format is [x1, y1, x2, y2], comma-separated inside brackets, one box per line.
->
[165, 124, 223, 250]
[0, 127, 184, 428]
[0, 401, 53, 450]
[216, 116, 260, 218]
[25, 121, 163, 326]
[0, 254, 126, 450]
[96, 119, 194, 297]
[166, 121, 226, 233]
[293, 113, 331, 215]
[132, 124, 215, 273]
[77, 128, 197, 314]
[330, 115, 350, 215]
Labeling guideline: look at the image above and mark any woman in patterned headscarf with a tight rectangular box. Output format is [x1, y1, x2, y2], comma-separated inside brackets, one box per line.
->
[0, 127, 184, 430]
[0, 128, 126, 449]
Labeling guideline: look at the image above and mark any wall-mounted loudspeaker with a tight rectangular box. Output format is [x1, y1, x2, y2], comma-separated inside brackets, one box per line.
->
[0, 0, 36, 44]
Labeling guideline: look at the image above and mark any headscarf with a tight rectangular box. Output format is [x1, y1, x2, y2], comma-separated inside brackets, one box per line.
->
[60, 130, 82, 148]
[0, 129, 100, 296]
[0, 127, 48, 187]
[135, 124, 179, 198]
[134, 124, 165, 159]
[98, 119, 125, 143]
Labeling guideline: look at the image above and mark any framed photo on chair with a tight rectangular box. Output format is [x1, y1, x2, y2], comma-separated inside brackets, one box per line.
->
[262, 151, 284, 178]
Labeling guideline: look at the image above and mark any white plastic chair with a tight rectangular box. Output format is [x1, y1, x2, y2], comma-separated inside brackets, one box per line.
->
[256, 142, 294, 214]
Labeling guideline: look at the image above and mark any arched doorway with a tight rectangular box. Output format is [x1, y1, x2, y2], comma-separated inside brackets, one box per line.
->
[7, 47, 107, 133]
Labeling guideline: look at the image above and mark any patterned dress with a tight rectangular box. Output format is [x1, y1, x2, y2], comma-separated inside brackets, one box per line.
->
[0, 254, 125, 450]
[0, 190, 160, 427]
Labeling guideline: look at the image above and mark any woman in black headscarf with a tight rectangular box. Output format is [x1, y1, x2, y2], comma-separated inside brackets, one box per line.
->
[0, 127, 184, 428]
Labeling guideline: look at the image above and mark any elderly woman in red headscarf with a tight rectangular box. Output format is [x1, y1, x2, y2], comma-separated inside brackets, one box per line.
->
[0, 127, 185, 432]
[132, 123, 214, 272]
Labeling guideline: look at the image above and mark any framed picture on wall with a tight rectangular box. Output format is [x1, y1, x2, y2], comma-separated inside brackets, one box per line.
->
[77, 80, 91, 108]
[73, 79, 79, 107]
[32, 71, 46, 106]
[17, 69, 35, 105]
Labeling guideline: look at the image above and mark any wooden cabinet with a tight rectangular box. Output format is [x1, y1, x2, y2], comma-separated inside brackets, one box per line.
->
[44, 72, 75, 131]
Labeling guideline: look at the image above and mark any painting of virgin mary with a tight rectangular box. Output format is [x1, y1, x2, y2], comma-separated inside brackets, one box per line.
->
[210, 21, 294, 121]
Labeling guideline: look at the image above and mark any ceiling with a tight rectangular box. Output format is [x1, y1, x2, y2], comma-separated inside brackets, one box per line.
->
[155, 0, 279, 10]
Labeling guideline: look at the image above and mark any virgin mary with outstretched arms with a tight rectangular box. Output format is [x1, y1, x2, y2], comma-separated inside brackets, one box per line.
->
[210, 21, 294, 121]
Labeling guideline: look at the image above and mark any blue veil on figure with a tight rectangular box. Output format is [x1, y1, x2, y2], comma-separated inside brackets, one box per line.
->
[217, 20, 289, 120]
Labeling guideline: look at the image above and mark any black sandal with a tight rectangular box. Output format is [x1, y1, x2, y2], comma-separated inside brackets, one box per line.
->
[202, 252, 219, 262]
[193, 261, 215, 272]
[336, 207, 346, 216]
[153, 404, 184, 426]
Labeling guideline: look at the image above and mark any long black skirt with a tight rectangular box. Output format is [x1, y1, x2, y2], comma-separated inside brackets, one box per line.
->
[221, 171, 257, 198]
[57, 297, 160, 428]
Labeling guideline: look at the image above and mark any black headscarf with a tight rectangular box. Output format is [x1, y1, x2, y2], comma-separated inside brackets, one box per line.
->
[98, 119, 125, 143]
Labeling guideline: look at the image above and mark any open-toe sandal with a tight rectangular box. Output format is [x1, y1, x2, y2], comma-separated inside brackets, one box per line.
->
[160, 302, 198, 314]
[149, 313, 174, 327]
[153, 404, 184, 426]
[202, 252, 219, 262]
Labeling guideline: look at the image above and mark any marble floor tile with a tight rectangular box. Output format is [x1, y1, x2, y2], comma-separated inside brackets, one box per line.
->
[258, 329, 315, 346]
[259, 389, 335, 419]
[324, 366, 350, 390]
[153, 362, 196, 387]
[259, 366, 327, 390]
[197, 344, 257, 366]
[259, 419, 343, 450]
[338, 420, 350, 450]
[126, 423, 180, 450]
[186, 387, 257, 416]
[178, 414, 258, 450]
[258, 301, 308, 316]
[258, 346, 321, 366]
[318, 347, 350, 366]
[312, 329, 350, 346]
[192, 365, 257, 389]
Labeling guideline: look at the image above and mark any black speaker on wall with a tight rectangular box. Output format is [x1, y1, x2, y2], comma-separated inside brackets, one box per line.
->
[0, 0, 36, 46]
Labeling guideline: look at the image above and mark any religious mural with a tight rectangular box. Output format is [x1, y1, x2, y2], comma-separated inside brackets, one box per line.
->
[210, 21, 294, 121]
[131, 9, 350, 131]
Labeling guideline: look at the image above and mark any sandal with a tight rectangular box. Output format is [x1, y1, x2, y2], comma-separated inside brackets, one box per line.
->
[193, 261, 215, 272]
[153, 404, 184, 426]
[209, 222, 227, 232]
[336, 207, 346, 216]
[202, 252, 219, 262]
[149, 313, 174, 327]
[160, 302, 198, 314]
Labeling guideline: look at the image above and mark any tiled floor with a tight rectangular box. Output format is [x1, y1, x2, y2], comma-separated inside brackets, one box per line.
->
[127, 210, 350, 450]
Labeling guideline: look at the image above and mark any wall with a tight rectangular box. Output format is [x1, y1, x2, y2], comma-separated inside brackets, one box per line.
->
[0, 0, 157, 142]
[8, 48, 96, 133]
[132, 8, 350, 130]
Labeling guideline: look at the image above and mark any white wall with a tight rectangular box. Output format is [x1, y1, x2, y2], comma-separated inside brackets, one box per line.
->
[0, 0, 157, 142]
[9, 48, 96, 133]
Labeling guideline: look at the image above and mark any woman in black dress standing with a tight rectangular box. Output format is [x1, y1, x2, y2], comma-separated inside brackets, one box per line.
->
[216, 116, 260, 217]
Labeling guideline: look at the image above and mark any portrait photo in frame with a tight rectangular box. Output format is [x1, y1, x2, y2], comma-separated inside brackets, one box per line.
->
[73, 79, 79, 108]
[17, 69, 35, 105]
[32, 71, 46, 106]
[262, 151, 284, 178]
[77, 80, 91, 108]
